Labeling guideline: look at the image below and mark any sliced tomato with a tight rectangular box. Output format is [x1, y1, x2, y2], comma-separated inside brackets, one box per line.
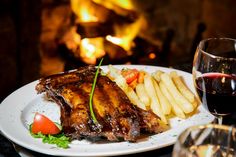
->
[31, 113, 61, 135]
[121, 69, 139, 84]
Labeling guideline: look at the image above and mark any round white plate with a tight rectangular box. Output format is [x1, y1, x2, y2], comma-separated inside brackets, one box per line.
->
[0, 65, 214, 157]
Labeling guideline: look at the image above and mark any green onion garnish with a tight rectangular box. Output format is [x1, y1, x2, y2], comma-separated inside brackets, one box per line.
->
[89, 58, 103, 124]
[31, 132, 70, 149]
[29, 124, 70, 149]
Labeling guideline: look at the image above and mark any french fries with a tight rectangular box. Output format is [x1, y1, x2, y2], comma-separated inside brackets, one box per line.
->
[107, 65, 198, 124]
[170, 71, 195, 103]
[144, 74, 167, 124]
[160, 73, 194, 114]
[159, 81, 186, 119]
[135, 83, 150, 107]
[153, 80, 171, 115]
[152, 70, 164, 83]
[125, 87, 146, 110]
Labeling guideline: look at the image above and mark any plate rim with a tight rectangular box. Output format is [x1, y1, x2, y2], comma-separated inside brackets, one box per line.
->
[0, 65, 214, 156]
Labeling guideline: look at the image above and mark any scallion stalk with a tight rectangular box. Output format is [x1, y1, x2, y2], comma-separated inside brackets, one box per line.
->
[89, 58, 103, 124]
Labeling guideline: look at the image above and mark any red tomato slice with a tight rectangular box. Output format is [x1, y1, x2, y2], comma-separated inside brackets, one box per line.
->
[31, 113, 61, 135]
[121, 69, 139, 84]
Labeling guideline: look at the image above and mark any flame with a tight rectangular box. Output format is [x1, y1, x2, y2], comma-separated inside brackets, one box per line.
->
[69, 0, 144, 63]
[106, 35, 122, 45]
[93, 0, 134, 10]
[79, 6, 98, 22]
[106, 16, 144, 54]
[106, 35, 133, 55]
[71, 0, 98, 22]
[80, 38, 105, 64]
[61, 27, 81, 56]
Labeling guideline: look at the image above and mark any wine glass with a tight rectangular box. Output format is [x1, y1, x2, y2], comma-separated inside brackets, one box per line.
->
[192, 38, 236, 124]
[172, 124, 236, 157]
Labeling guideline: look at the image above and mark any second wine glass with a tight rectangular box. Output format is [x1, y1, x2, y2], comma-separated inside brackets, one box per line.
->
[192, 38, 236, 124]
[172, 124, 236, 157]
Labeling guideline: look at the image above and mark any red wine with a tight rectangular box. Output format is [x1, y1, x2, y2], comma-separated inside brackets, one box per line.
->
[195, 73, 236, 116]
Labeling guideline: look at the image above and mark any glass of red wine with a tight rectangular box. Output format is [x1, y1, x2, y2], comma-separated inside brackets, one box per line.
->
[192, 38, 236, 124]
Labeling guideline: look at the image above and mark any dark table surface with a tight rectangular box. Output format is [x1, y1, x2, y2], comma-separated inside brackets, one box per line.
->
[1, 63, 234, 157]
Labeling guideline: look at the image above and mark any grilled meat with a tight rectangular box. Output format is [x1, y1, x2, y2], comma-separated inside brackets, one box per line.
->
[36, 66, 168, 141]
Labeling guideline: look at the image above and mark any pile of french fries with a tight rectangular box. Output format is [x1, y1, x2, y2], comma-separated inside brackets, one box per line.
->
[107, 65, 198, 124]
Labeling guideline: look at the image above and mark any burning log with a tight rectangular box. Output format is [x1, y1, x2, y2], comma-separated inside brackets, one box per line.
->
[109, 8, 139, 24]
[76, 0, 140, 39]
[91, 1, 139, 24]
[93, 0, 139, 23]
[76, 22, 114, 39]
[104, 38, 129, 60]
[60, 0, 145, 66]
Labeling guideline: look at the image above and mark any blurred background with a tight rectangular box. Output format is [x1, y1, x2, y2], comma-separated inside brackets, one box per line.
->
[1, 0, 236, 101]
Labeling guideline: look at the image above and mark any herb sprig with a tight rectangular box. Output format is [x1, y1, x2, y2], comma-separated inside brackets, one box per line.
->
[30, 125, 70, 149]
[30, 130, 70, 148]
[89, 58, 103, 124]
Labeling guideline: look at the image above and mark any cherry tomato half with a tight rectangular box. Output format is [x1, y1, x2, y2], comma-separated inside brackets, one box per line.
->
[121, 69, 139, 84]
[31, 113, 61, 135]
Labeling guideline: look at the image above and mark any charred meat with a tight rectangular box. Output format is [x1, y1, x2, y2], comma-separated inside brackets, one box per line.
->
[36, 66, 168, 142]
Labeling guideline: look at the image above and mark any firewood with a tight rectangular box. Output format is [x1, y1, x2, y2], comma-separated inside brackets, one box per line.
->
[76, 22, 114, 38]
[104, 39, 128, 60]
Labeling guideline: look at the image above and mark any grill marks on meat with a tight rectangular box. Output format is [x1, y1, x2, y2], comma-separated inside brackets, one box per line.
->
[36, 66, 168, 142]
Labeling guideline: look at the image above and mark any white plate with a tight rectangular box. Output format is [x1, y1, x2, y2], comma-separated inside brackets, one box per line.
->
[0, 65, 214, 157]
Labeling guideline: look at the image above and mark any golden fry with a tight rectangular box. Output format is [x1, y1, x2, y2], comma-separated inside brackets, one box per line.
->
[135, 83, 150, 107]
[191, 98, 198, 109]
[170, 71, 195, 103]
[161, 73, 194, 114]
[126, 87, 146, 110]
[153, 79, 171, 115]
[159, 81, 186, 119]
[152, 70, 164, 83]
[144, 74, 167, 124]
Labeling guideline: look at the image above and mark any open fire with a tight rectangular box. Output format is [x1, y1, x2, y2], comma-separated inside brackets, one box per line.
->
[61, 0, 145, 64]
[39, 0, 171, 76]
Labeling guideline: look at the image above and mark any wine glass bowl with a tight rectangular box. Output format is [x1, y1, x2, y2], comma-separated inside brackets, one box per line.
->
[172, 124, 236, 157]
[192, 38, 236, 124]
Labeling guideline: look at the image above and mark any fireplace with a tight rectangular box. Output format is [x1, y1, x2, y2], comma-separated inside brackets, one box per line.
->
[40, 0, 168, 76]
[1, 0, 236, 101]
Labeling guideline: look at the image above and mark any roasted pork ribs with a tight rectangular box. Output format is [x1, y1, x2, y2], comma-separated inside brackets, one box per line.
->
[36, 66, 168, 141]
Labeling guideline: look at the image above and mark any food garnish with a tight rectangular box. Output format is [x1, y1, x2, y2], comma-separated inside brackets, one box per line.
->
[30, 113, 70, 148]
[89, 58, 103, 124]
[31, 112, 61, 135]
[30, 132, 70, 148]
[121, 68, 139, 84]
